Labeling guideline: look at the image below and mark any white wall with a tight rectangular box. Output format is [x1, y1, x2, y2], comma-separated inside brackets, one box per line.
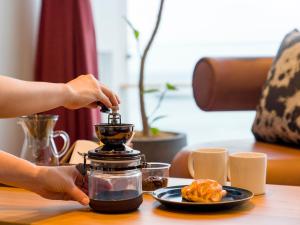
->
[91, 0, 129, 119]
[0, 0, 41, 155]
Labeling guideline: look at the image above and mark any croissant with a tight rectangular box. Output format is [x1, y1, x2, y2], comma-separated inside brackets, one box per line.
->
[181, 179, 227, 202]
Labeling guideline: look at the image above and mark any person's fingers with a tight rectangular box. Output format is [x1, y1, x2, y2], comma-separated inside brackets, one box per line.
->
[86, 102, 98, 109]
[81, 186, 89, 195]
[97, 91, 112, 108]
[42, 191, 80, 202]
[115, 94, 121, 104]
[75, 175, 88, 192]
[72, 167, 89, 195]
[64, 167, 90, 205]
[37, 189, 69, 201]
[105, 91, 118, 107]
[67, 186, 90, 206]
[100, 85, 119, 107]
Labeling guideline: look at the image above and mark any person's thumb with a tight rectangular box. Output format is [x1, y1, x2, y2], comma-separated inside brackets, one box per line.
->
[68, 185, 90, 206]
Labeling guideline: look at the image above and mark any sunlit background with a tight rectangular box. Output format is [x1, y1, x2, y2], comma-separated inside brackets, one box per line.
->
[92, 0, 300, 146]
[1, 0, 300, 155]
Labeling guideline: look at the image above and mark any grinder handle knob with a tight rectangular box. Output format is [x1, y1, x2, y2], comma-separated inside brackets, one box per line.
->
[96, 101, 111, 113]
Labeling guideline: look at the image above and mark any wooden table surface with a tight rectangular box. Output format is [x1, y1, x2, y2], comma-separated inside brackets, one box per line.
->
[0, 178, 299, 225]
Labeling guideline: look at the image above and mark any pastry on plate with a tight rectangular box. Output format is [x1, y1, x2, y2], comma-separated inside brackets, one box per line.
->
[181, 179, 227, 202]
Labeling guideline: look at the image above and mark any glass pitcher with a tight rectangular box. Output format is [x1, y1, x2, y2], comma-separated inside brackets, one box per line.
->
[18, 114, 70, 166]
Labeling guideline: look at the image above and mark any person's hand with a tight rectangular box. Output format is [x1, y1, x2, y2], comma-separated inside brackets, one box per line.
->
[32, 166, 90, 206]
[64, 74, 120, 110]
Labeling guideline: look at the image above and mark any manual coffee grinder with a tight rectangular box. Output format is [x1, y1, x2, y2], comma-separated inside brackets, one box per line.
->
[80, 107, 145, 213]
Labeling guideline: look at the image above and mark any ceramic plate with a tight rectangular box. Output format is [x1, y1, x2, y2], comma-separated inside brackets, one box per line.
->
[152, 185, 253, 211]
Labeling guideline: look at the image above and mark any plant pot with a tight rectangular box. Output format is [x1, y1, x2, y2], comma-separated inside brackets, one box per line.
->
[132, 131, 187, 163]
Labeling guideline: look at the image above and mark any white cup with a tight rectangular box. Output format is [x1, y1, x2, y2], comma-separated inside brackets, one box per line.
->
[188, 148, 228, 185]
[229, 152, 267, 195]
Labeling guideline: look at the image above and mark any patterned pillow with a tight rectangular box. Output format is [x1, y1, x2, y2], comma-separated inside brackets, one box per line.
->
[252, 29, 300, 145]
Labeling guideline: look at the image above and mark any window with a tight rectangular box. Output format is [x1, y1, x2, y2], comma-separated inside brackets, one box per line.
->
[93, 0, 300, 145]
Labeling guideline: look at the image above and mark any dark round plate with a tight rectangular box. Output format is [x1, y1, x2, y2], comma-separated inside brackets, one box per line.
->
[152, 185, 253, 211]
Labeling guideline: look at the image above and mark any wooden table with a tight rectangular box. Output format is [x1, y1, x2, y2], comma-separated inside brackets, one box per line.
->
[0, 178, 299, 225]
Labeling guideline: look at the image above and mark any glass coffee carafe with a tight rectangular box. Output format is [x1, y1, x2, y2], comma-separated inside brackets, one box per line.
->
[18, 114, 70, 166]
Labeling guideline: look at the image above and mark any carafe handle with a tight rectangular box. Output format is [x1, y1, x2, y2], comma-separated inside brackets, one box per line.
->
[51, 130, 70, 159]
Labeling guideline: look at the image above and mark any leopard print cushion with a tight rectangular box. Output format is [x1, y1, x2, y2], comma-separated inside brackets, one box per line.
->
[252, 29, 300, 145]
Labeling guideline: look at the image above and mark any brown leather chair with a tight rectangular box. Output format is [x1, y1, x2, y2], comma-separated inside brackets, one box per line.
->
[170, 57, 300, 186]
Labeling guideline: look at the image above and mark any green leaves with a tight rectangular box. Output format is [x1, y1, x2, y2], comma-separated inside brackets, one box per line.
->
[124, 15, 178, 135]
[144, 83, 177, 94]
[150, 127, 160, 135]
[144, 88, 160, 94]
[134, 30, 140, 40]
[123, 17, 140, 40]
[146, 83, 177, 130]
[166, 83, 177, 91]
[150, 115, 167, 125]
[149, 115, 167, 136]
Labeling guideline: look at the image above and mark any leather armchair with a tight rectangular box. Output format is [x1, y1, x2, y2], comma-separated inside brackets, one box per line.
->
[170, 57, 300, 186]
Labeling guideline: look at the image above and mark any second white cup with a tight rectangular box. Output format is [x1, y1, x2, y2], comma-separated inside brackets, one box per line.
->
[229, 152, 267, 195]
[188, 148, 228, 185]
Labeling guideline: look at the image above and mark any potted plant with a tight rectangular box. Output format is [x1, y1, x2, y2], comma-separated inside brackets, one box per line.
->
[125, 0, 187, 163]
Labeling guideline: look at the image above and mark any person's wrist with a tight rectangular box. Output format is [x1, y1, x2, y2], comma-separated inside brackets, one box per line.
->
[60, 83, 73, 108]
[26, 166, 46, 193]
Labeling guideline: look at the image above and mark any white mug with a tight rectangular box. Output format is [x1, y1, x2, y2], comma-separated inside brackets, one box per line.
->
[188, 148, 228, 185]
[229, 152, 267, 195]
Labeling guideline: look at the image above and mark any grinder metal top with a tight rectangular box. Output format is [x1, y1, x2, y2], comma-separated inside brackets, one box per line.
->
[88, 107, 142, 164]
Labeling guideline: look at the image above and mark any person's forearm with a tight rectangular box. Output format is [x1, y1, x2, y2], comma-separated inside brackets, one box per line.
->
[0, 75, 69, 117]
[0, 151, 39, 192]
